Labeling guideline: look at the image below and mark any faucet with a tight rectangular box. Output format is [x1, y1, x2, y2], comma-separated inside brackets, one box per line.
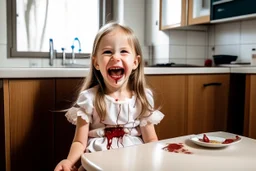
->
[70, 37, 82, 64]
[74, 37, 81, 53]
[68, 37, 82, 64]
[49, 38, 55, 66]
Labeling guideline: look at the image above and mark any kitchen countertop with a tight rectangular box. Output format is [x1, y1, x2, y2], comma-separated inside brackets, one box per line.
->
[230, 66, 256, 73]
[0, 66, 256, 78]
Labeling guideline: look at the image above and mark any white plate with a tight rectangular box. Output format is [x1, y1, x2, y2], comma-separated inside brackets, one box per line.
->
[190, 134, 241, 148]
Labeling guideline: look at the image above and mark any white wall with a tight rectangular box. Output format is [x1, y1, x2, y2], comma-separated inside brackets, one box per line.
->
[208, 19, 256, 63]
[0, 0, 208, 68]
[123, 0, 149, 61]
[0, 0, 147, 68]
[2, 0, 256, 68]
[145, 0, 208, 66]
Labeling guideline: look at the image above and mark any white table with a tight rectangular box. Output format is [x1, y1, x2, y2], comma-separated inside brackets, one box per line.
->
[81, 131, 256, 171]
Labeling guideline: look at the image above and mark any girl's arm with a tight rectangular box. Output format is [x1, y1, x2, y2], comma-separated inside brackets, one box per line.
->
[140, 123, 158, 143]
[66, 116, 89, 166]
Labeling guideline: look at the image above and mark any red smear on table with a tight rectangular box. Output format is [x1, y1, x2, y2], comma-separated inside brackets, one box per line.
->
[105, 127, 126, 150]
[163, 143, 192, 154]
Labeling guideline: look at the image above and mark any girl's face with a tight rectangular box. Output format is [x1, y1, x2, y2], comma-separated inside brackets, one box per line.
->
[93, 28, 140, 92]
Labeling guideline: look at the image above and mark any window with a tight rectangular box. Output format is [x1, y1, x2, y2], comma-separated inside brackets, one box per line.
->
[7, 0, 113, 58]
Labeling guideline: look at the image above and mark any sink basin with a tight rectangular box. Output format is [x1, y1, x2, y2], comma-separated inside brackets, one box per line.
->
[63, 63, 90, 68]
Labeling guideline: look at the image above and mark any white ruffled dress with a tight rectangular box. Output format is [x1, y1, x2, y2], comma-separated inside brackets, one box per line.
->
[65, 86, 164, 152]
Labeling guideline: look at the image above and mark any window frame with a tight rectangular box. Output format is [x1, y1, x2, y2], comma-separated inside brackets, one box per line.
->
[7, 0, 113, 58]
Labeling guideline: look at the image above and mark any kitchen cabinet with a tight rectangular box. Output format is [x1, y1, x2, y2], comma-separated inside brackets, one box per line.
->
[3, 78, 84, 171]
[146, 75, 187, 140]
[244, 75, 256, 139]
[2, 74, 231, 170]
[0, 80, 5, 171]
[3, 79, 55, 171]
[187, 74, 230, 134]
[159, 0, 210, 30]
[146, 74, 230, 139]
[54, 78, 84, 167]
[159, 0, 187, 30]
[188, 0, 210, 25]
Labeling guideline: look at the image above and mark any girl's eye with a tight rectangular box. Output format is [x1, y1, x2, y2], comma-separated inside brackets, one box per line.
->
[103, 50, 112, 54]
[121, 50, 128, 53]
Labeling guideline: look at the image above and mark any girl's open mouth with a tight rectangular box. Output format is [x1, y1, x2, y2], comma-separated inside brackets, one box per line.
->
[108, 67, 124, 82]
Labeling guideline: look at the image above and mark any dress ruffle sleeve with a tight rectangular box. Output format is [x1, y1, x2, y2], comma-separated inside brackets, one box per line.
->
[139, 89, 165, 127]
[65, 89, 95, 125]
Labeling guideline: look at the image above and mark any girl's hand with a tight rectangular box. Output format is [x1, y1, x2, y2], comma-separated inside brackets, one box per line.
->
[54, 159, 77, 171]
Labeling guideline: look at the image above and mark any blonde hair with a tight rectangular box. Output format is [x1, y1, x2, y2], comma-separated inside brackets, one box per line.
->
[78, 21, 154, 121]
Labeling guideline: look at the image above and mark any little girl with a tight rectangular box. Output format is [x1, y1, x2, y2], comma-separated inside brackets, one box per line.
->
[54, 22, 164, 171]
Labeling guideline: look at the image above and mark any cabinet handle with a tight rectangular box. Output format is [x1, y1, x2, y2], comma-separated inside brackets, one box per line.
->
[203, 82, 222, 87]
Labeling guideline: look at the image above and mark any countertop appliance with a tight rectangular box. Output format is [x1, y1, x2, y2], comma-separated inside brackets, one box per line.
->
[211, 0, 256, 22]
[213, 55, 238, 65]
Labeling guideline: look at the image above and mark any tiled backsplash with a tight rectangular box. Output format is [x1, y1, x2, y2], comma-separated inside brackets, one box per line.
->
[208, 19, 256, 63]
[149, 18, 256, 66]
[148, 29, 208, 66]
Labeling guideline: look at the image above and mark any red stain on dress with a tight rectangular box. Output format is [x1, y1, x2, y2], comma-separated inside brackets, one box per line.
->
[163, 143, 192, 154]
[105, 127, 126, 150]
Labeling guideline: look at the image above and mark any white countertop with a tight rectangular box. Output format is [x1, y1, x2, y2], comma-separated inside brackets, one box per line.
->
[230, 66, 256, 73]
[0, 67, 90, 78]
[81, 131, 256, 171]
[0, 66, 256, 78]
[0, 67, 230, 78]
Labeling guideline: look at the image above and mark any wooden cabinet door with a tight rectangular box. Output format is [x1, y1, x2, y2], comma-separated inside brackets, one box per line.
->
[6, 79, 55, 171]
[146, 75, 187, 140]
[0, 80, 5, 171]
[159, 0, 187, 30]
[188, 0, 210, 25]
[244, 75, 256, 139]
[187, 74, 230, 134]
[54, 78, 84, 166]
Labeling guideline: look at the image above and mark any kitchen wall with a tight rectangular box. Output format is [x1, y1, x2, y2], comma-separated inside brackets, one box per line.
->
[150, 29, 208, 66]
[145, 0, 208, 66]
[208, 19, 256, 63]
[0, 0, 208, 67]
[0, 0, 146, 68]
[146, 0, 256, 66]
[1, 0, 256, 68]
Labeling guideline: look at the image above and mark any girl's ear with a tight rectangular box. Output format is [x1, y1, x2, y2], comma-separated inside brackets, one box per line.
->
[133, 55, 140, 70]
[93, 56, 100, 70]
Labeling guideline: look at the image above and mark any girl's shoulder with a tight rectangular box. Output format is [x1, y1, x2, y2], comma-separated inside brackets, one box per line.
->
[78, 85, 99, 101]
[80, 85, 98, 94]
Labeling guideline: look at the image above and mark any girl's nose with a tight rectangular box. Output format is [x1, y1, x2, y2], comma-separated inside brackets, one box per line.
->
[111, 54, 120, 62]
